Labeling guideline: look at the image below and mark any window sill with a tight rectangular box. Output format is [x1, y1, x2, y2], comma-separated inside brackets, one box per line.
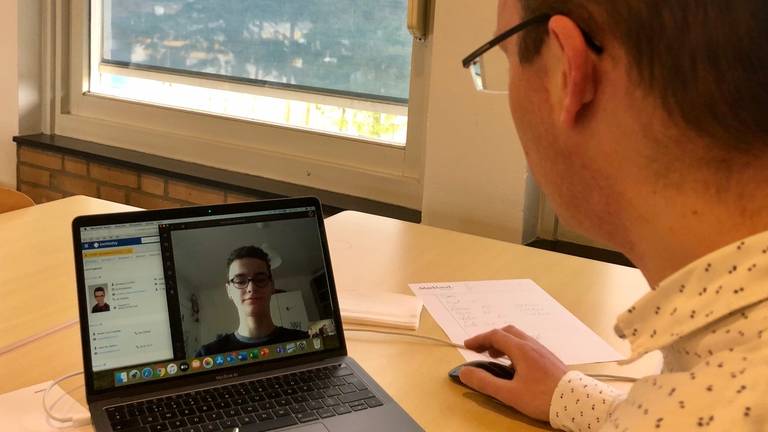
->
[13, 133, 422, 222]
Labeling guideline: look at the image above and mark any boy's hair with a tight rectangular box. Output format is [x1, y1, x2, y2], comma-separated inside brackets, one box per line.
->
[226, 245, 272, 279]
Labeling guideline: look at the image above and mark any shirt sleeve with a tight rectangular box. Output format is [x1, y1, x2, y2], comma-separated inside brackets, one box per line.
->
[549, 371, 626, 431]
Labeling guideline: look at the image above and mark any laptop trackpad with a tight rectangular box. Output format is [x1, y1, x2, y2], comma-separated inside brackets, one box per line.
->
[235, 423, 329, 432]
[285, 425, 329, 432]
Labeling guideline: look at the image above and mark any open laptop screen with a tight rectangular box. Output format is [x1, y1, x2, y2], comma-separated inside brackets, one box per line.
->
[77, 202, 341, 392]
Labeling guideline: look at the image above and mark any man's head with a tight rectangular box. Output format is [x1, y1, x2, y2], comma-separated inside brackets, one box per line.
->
[225, 246, 275, 318]
[94, 287, 106, 305]
[514, 0, 768, 147]
[496, 0, 768, 261]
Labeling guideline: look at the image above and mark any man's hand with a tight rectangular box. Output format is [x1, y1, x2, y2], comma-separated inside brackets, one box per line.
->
[459, 325, 567, 421]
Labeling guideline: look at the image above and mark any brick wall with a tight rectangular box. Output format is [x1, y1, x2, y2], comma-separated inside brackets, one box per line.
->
[16, 145, 267, 208]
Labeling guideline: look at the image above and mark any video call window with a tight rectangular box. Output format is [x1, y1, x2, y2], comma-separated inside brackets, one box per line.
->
[158, 212, 340, 360]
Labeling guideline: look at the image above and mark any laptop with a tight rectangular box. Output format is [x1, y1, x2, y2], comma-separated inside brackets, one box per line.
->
[72, 197, 423, 432]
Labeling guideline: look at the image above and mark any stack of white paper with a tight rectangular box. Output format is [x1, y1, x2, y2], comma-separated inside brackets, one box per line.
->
[409, 279, 624, 365]
[339, 290, 424, 330]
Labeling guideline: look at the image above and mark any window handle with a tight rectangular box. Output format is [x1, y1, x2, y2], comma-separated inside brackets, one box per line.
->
[407, 0, 430, 42]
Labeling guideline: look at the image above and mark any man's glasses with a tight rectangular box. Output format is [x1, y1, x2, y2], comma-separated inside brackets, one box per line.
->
[461, 14, 603, 94]
[227, 273, 272, 290]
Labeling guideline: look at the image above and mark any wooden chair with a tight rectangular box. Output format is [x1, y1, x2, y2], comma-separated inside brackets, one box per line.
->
[0, 188, 35, 213]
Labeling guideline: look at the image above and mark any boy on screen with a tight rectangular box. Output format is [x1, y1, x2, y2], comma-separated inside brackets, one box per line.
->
[91, 286, 111, 313]
[195, 246, 308, 356]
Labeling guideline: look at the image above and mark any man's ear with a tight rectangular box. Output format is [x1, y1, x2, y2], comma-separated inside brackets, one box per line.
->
[547, 15, 597, 128]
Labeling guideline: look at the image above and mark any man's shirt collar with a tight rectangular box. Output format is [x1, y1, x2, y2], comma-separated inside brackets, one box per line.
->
[615, 230, 768, 361]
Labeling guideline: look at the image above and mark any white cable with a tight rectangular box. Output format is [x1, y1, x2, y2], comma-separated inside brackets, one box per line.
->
[42, 371, 91, 428]
[345, 328, 467, 349]
[0, 319, 79, 356]
[0, 321, 89, 426]
[344, 328, 638, 382]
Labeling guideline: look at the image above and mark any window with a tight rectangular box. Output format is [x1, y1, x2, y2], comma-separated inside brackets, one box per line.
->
[94, 0, 413, 145]
[51, 1, 430, 209]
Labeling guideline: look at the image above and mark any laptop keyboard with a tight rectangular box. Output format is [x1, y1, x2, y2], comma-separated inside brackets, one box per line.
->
[105, 364, 383, 432]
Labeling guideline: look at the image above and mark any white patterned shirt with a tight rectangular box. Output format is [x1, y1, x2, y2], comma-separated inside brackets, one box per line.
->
[549, 231, 768, 431]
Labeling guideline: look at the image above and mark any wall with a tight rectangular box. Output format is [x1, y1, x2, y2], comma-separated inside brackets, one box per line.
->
[16, 144, 273, 207]
[18, 0, 42, 136]
[420, 0, 530, 243]
[0, 0, 19, 188]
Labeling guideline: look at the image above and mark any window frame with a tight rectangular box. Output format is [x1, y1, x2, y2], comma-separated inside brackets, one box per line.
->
[50, 0, 430, 209]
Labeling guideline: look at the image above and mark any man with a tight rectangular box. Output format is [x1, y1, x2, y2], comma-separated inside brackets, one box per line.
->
[458, 1, 768, 430]
[196, 246, 308, 356]
[91, 286, 110, 313]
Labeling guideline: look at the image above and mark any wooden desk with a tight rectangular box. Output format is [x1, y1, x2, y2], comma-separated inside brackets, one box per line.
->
[0, 196, 658, 431]
[0, 196, 137, 431]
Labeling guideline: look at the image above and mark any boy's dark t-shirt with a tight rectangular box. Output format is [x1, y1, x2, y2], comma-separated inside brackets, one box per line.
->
[92, 303, 110, 313]
[195, 327, 309, 356]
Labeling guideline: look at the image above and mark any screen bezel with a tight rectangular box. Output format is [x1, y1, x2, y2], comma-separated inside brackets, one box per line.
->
[72, 197, 348, 403]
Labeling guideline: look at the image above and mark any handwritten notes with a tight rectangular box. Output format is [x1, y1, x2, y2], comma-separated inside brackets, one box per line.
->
[409, 280, 624, 365]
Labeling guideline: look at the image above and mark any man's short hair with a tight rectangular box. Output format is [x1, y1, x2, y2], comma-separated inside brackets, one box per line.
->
[518, 1, 768, 152]
[226, 246, 272, 278]
[94, 286, 106, 296]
